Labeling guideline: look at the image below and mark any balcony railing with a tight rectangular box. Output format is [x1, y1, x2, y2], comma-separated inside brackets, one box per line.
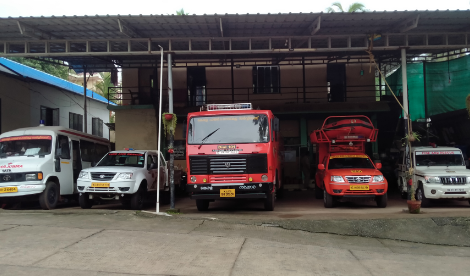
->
[107, 85, 393, 107]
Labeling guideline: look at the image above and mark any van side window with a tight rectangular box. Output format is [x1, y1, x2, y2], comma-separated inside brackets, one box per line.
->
[56, 135, 70, 159]
[80, 140, 94, 162]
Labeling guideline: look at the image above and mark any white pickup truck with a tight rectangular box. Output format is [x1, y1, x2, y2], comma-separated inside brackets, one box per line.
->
[398, 146, 470, 207]
[77, 150, 168, 210]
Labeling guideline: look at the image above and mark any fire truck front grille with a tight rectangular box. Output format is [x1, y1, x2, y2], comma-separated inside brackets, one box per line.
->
[440, 177, 467, 185]
[345, 176, 371, 183]
[210, 176, 247, 183]
[189, 154, 267, 175]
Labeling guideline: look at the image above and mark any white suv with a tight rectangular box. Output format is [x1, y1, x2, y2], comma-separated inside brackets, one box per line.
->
[77, 150, 168, 210]
[398, 146, 470, 207]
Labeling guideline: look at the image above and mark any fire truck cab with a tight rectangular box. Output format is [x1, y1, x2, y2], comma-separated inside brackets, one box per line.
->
[185, 103, 282, 211]
[310, 116, 388, 208]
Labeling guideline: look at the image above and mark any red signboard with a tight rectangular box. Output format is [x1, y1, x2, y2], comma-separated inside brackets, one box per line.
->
[0, 135, 52, 142]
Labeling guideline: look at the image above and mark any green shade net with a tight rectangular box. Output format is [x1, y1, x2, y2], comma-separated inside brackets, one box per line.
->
[385, 55, 470, 121]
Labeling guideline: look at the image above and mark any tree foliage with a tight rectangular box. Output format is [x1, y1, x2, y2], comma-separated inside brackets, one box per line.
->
[94, 72, 114, 100]
[326, 2, 366, 13]
[7, 57, 69, 80]
[176, 8, 189, 15]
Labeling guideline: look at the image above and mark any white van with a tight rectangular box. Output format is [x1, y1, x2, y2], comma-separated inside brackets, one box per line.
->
[398, 146, 470, 206]
[0, 125, 110, 209]
[77, 150, 168, 210]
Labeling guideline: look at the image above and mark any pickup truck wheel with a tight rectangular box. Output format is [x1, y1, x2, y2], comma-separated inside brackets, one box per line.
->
[130, 190, 144, 210]
[264, 188, 275, 211]
[376, 193, 388, 208]
[39, 181, 59, 210]
[416, 185, 431, 207]
[79, 193, 94, 209]
[196, 199, 209, 211]
[314, 186, 323, 199]
[323, 189, 335, 208]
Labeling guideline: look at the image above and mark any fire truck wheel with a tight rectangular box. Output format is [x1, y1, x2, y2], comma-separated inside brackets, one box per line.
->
[376, 193, 388, 208]
[39, 181, 59, 210]
[264, 190, 275, 211]
[79, 193, 94, 209]
[323, 189, 335, 208]
[196, 199, 210, 211]
[314, 186, 323, 199]
[416, 185, 431, 207]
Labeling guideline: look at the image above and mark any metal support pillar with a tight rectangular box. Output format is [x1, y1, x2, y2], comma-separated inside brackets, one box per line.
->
[231, 58, 234, 103]
[83, 68, 87, 133]
[401, 48, 411, 200]
[423, 61, 429, 144]
[302, 56, 306, 103]
[167, 53, 175, 210]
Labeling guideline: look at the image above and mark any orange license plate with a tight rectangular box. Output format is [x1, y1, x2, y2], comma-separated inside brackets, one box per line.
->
[220, 189, 235, 197]
[350, 185, 369, 190]
[91, 183, 110, 188]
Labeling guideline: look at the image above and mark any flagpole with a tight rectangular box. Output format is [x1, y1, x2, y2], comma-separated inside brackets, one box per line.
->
[156, 45, 164, 213]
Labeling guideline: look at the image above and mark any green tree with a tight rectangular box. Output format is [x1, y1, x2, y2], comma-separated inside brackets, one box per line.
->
[94, 72, 115, 101]
[176, 8, 189, 15]
[326, 2, 366, 13]
[7, 57, 69, 80]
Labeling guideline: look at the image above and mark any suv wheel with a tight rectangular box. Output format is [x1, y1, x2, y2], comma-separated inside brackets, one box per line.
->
[324, 189, 335, 208]
[79, 193, 94, 209]
[416, 185, 431, 207]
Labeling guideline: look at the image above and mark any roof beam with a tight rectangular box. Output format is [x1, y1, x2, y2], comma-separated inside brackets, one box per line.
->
[398, 15, 420, 33]
[17, 21, 60, 40]
[308, 16, 321, 36]
[219, 18, 224, 37]
[117, 19, 141, 38]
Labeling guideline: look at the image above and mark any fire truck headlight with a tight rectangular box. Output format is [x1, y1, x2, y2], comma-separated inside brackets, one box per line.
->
[261, 175, 268, 181]
[331, 176, 345, 182]
[190, 176, 197, 183]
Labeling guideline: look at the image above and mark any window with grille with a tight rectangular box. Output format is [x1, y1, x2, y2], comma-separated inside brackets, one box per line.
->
[92, 118, 103, 137]
[69, 112, 83, 132]
[252, 66, 280, 94]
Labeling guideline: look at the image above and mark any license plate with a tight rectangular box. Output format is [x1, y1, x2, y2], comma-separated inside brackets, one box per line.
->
[91, 183, 110, 188]
[350, 185, 369, 191]
[0, 187, 18, 193]
[447, 188, 465, 192]
[220, 189, 235, 197]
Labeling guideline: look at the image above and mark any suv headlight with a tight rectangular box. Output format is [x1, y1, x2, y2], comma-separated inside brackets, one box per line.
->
[78, 171, 89, 179]
[118, 173, 133, 180]
[372, 175, 384, 182]
[425, 176, 440, 183]
[331, 176, 345, 182]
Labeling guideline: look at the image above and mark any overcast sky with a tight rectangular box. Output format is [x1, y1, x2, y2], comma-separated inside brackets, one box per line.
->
[0, 0, 469, 17]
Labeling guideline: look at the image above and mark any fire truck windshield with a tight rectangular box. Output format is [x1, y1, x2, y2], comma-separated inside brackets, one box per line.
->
[328, 157, 375, 169]
[188, 114, 270, 144]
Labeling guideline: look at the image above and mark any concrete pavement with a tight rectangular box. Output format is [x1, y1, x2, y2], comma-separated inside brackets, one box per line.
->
[1, 208, 470, 275]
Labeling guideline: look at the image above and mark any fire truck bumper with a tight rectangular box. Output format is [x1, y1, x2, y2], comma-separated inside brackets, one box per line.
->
[188, 183, 273, 200]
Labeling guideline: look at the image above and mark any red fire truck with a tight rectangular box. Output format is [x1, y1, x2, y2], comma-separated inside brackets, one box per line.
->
[310, 116, 388, 208]
[185, 103, 282, 211]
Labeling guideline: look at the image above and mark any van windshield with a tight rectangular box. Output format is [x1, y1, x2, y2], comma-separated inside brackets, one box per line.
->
[415, 151, 464, 166]
[96, 152, 145, 168]
[0, 135, 52, 157]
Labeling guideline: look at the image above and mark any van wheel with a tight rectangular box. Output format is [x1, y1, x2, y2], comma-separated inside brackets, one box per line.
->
[324, 189, 335, 208]
[196, 199, 209, 211]
[376, 193, 388, 208]
[79, 193, 94, 209]
[130, 190, 144, 210]
[264, 188, 275, 211]
[416, 185, 431, 207]
[39, 181, 59, 210]
[315, 186, 323, 199]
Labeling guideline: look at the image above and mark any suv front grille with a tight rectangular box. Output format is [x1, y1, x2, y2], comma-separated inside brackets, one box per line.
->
[440, 177, 467, 185]
[345, 176, 371, 183]
[91, 173, 116, 181]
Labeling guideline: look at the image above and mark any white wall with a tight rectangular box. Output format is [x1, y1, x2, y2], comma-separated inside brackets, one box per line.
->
[29, 81, 110, 139]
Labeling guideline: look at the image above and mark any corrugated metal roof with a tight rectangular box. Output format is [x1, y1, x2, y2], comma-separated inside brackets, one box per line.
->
[0, 57, 109, 104]
[1, 11, 470, 41]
